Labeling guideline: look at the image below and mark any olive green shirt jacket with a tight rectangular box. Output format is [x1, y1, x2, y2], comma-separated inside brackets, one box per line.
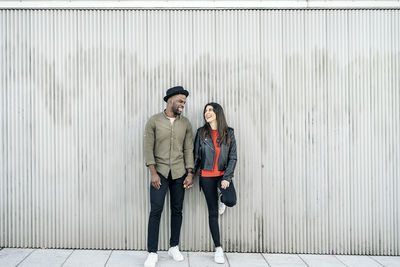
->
[144, 111, 194, 179]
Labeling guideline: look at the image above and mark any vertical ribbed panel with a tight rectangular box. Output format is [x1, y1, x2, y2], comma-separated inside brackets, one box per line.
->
[392, 10, 400, 256]
[348, 11, 371, 255]
[282, 10, 307, 254]
[0, 9, 399, 255]
[304, 10, 328, 254]
[236, 10, 263, 253]
[261, 9, 285, 254]
[369, 9, 397, 255]
[0, 8, 4, 249]
[52, 9, 80, 249]
[326, 10, 351, 255]
[124, 9, 148, 251]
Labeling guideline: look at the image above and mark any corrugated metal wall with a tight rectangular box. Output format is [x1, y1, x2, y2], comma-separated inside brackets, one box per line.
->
[0, 9, 399, 255]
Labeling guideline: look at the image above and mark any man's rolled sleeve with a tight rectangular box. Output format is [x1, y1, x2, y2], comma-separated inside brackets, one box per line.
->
[183, 121, 194, 169]
[144, 118, 156, 166]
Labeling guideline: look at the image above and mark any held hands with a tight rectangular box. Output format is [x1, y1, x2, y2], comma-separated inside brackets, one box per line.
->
[183, 173, 194, 190]
[221, 180, 230, 189]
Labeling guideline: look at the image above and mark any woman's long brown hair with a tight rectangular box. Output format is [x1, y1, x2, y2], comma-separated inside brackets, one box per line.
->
[200, 102, 231, 146]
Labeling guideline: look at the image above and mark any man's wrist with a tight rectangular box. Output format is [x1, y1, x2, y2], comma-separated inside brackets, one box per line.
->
[148, 165, 157, 175]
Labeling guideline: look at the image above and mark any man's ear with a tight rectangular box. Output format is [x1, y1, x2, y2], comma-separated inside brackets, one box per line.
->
[167, 96, 174, 105]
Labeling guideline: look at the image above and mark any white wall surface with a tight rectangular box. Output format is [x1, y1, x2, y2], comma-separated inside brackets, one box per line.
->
[0, 8, 399, 254]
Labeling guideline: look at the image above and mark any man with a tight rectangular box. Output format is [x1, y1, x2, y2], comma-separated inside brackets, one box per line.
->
[143, 86, 194, 267]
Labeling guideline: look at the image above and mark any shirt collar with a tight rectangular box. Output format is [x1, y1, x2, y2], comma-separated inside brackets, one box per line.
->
[163, 109, 181, 120]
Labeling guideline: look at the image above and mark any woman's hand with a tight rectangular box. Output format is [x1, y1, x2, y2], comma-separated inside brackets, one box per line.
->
[221, 180, 230, 189]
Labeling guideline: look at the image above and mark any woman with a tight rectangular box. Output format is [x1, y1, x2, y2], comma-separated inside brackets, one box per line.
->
[194, 102, 237, 264]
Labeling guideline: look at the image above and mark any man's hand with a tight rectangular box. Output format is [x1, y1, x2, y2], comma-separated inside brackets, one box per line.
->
[221, 180, 230, 189]
[183, 173, 194, 190]
[148, 165, 161, 190]
[151, 173, 161, 190]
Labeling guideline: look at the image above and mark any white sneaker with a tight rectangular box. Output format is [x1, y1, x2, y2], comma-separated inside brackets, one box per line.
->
[144, 252, 158, 267]
[218, 201, 226, 215]
[214, 247, 225, 264]
[168, 245, 184, 261]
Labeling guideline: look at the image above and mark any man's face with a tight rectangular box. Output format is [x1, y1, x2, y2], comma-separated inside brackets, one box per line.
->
[169, 94, 187, 115]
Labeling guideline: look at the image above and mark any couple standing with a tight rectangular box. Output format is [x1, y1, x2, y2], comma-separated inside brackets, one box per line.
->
[143, 86, 238, 267]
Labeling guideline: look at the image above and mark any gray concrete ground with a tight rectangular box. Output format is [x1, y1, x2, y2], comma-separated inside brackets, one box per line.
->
[0, 248, 399, 267]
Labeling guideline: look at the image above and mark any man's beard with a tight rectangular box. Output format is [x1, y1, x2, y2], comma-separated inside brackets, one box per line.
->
[172, 107, 181, 116]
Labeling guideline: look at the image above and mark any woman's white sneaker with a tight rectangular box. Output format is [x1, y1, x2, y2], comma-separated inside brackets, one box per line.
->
[214, 247, 225, 264]
[144, 252, 158, 267]
[168, 245, 184, 261]
[218, 202, 226, 215]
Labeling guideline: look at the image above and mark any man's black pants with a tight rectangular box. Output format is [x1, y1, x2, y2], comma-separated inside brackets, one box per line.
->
[147, 172, 185, 253]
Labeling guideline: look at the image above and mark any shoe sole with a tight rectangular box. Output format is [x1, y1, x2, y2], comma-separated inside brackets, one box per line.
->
[168, 251, 184, 261]
[144, 262, 157, 267]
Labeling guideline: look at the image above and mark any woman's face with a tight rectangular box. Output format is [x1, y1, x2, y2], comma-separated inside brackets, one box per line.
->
[204, 105, 217, 124]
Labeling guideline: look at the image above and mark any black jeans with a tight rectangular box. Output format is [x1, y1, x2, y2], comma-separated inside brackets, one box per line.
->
[200, 176, 237, 247]
[147, 172, 185, 253]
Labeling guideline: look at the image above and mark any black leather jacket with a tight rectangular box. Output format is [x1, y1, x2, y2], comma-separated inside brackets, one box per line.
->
[193, 127, 237, 182]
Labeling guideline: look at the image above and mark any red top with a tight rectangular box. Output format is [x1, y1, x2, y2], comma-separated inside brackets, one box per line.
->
[201, 130, 226, 177]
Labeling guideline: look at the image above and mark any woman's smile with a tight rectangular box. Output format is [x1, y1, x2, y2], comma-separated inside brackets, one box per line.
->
[205, 106, 217, 123]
